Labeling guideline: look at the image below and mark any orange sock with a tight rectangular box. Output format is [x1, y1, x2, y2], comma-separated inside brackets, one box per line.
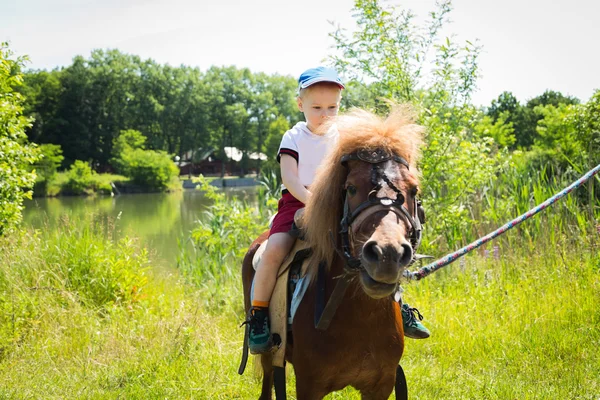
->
[252, 300, 269, 309]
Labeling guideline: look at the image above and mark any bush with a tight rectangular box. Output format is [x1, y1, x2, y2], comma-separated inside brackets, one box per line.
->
[63, 160, 95, 195]
[121, 148, 179, 190]
[31, 143, 64, 196]
[111, 129, 179, 191]
[0, 43, 40, 235]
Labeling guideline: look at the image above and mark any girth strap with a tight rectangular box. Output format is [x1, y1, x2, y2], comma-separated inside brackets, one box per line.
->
[314, 262, 354, 330]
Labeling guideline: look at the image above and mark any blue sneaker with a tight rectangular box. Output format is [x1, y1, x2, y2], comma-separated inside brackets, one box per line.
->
[243, 307, 273, 354]
[401, 304, 430, 339]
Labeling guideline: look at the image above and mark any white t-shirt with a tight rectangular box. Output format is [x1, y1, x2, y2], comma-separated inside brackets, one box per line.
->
[277, 121, 338, 191]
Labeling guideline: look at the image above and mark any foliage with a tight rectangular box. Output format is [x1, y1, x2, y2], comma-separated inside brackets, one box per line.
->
[63, 160, 96, 195]
[534, 104, 585, 164]
[261, 115, 291, 174]
[110, 129, 146, 175]
[31, 143, 64, 194]
[473, 113, 515, 148]
[0, 217, 149, 359]
[487, 90, 581, 149]
[120, 148, 179, 191]
[501, 90, 600, 184]
[112, 129, 146, 156]
[19, 69, 63, 146]
[110, 129, 179, 191]
[34, 143, 63, 180]
[19, 51, 300, 173]
[0, 43, 40, 235]
[329, 0, 504, 248]
[178, 177, 273, 294]
[581, 89, 600, 168]
[330, 0, 480, 107]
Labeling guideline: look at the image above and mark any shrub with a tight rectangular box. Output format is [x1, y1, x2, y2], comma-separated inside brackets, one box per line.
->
[0, 43, 40, 235]
[31, 143, 64, 195]
[121, 148, 179, 190]
[111, 129, 178, 191]
[63, 160, 95, 195]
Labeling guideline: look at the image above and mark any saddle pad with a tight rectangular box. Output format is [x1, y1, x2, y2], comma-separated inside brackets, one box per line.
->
[249, 239, 309, 368]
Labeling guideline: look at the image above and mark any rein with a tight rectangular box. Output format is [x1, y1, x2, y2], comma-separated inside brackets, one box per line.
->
[315, 148, 424, 330]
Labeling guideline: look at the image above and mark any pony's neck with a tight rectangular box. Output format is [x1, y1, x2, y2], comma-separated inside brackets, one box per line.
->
[328, 255, 395, 316]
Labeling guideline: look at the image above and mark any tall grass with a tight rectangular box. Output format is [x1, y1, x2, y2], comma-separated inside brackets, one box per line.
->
[421, 161, 599, 255]
[0, 217, 149, 357]
[403, 223, 600, 399]
[0, 168, 598, 398]
[0, 213, 277, 398]
[177, 178, 274, 293]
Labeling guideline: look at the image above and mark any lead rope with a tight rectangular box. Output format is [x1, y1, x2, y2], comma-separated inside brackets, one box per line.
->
[405, 163, 600, 281]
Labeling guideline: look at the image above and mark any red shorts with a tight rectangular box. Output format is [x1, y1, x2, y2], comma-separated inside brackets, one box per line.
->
[269, 192, 305, 237]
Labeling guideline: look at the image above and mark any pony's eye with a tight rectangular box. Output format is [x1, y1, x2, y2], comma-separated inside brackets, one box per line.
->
[347, 185, 358, 197]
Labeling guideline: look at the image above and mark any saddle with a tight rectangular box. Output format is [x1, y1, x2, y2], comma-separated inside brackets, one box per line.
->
[250, 209, 310, 368]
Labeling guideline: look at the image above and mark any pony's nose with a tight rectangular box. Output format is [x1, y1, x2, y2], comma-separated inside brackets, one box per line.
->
[362, 241, 413, 266]
[399, 243, 413, 266]
[362, 241, 384, 263]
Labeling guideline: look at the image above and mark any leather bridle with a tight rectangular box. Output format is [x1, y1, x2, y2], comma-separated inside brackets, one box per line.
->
[338, 148, 424, 272]
[316, 147, 425, 330]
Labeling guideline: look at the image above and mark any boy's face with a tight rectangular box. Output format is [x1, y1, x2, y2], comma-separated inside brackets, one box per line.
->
[297, 84, 342, 133]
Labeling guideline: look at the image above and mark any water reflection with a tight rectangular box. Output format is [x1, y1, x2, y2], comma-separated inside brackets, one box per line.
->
[23, 187, 259, 267]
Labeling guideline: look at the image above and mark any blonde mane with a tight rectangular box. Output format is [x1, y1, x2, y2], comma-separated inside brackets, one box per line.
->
[303, 106, 424, 273]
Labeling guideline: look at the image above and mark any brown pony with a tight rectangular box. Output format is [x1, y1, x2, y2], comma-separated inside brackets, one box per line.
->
[242, 106, 424, 399]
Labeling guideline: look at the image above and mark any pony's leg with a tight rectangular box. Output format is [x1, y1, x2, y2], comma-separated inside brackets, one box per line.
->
[259, 353, 274, 400]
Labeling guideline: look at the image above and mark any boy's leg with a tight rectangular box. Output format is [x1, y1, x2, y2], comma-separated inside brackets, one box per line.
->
[247, 232, 296, 354]
[253, 232, 296, 301]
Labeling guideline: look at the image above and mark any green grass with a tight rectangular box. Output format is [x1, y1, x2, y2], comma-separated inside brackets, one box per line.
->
[0, 224, 597, 398]
[2, 171, 599, 398]
[403, 240, 600, 399]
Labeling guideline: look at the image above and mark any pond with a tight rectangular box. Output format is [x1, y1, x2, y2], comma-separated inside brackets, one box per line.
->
[23, 187, 260, 268]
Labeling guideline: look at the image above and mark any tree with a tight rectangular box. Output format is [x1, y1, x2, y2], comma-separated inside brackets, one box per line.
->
[263, 115, 291, 174]
[487, 90, 581, 149]
[487, 91, 520, 121]
[329, 0, 502, 246]
[111, 129, 146, 173]
[111, 129, 178, 190]
[31, 143, 64, 194]
[20, 69, 63, 146]
[0, 43, 40, 235]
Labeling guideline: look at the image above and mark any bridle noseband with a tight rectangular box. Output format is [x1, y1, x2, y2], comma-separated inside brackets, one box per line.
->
[337, 148, 424, 272]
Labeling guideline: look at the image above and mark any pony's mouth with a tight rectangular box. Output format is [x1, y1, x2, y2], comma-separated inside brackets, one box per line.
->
[359, 270, 398, 299]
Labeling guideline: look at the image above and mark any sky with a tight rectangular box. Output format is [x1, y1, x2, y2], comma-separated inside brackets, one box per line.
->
[2, 0, 599, 107]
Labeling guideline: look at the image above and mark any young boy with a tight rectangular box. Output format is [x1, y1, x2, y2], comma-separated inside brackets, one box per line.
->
[247, 66, 343, 354]
[247, 67, 429, 354]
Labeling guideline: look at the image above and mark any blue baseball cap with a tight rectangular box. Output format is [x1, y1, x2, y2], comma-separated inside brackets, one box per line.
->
[298, 67, 345, 91]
